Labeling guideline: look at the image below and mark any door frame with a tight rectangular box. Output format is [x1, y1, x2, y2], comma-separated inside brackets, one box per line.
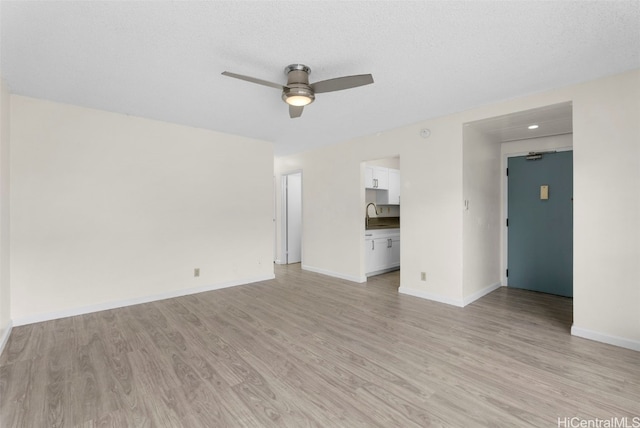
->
[280, 170, 303, 265]
[502, 146, 573, 287]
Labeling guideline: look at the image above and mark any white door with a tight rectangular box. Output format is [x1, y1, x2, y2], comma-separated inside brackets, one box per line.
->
[286, 173, 302, 264]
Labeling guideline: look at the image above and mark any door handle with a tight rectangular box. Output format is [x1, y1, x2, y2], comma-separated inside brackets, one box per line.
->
[388, 238, 392, 248]
[372, 240, 375, 250]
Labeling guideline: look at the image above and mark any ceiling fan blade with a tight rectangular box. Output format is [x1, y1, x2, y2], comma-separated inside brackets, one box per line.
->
[289, 105, 304, 118]
[221, 71, 286, 90]
[311, 74, 374, 94]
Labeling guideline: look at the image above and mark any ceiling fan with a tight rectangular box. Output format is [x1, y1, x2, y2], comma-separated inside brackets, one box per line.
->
[221, 64, 374, 118]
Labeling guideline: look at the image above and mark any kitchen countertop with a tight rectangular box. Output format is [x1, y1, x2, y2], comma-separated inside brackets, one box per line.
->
[366, 216, 400, 230]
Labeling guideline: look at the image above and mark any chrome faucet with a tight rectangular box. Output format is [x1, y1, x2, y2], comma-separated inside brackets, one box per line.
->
[366, 202, 377, 228]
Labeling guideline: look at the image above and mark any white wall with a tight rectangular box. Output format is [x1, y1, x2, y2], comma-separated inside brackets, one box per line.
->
[275, 117, 465, 295]
[0, 78, 11, 350]
[462, 126, 501, 301]
[275, 69, 640, 349]
[571, 73, 639, 348]
[366, 157, 400, 169]
[10, 96, 275, 324]
[276, 149, 373, 282]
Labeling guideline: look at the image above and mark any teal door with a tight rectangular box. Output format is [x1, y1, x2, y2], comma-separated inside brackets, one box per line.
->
[507, 151, 573, 297]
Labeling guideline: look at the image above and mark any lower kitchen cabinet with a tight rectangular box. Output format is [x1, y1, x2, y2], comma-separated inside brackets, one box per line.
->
[389, 236, 400, 266]
[365, 229, 400, 276]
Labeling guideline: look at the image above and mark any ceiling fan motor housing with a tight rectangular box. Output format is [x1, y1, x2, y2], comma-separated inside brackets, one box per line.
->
[282, 64, 315, 106]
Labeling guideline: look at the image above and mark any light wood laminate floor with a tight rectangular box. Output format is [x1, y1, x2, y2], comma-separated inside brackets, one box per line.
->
[1, 265, 639, 427]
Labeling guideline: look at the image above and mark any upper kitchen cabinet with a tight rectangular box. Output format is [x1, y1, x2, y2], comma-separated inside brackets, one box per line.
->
[387, 169, 400, 205]
[375, 168, 401, 205]
[365, 166, 389, 190]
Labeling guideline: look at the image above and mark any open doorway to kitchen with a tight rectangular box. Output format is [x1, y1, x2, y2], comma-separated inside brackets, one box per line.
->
[363, 156, 401, 286]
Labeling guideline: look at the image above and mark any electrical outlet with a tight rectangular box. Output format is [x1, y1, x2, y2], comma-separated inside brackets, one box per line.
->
[194, 268, 200, 277]
[421, 272, 426, 281]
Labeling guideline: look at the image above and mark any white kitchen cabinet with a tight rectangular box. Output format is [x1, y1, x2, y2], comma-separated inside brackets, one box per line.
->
[364, 167, 374, 189]
[389, 236, 400, 266]
[376, 168, 401, 205]
[365, 229, 400, 276]
[365, 166, 389, 190]
[388, 169, 401, 205]
[365, 238, 389, 274]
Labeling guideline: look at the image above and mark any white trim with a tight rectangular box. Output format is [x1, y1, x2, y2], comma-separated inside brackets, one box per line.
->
[0, 320, 13, 357]
[274, 259, 285, 265]
[571, 325, 640, 352]
[366, 266, 400, 278]
[302, 264, 366, 283]
[398, 287, 464, 308]
[462, 282, 502, 306]
[12, 274, 275, 327]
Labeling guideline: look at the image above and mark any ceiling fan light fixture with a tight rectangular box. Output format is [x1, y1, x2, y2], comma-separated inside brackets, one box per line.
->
[282, 87, 315, 106]
[284, 94, 313, 106]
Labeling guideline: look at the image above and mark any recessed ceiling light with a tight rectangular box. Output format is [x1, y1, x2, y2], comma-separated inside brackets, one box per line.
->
[528, 124, 539, 130]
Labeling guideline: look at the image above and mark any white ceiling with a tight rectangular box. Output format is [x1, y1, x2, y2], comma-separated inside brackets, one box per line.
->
[467, 102, 573, 143]
[1, 1, 639, 156]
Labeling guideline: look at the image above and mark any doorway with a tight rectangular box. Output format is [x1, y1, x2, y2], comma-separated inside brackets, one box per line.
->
[282, 172, 302, 264]
[507, 151, 573, 297]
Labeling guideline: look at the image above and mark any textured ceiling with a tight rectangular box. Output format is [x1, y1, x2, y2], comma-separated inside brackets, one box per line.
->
[467, 102, 573, 143]
[1, 1, 639, 156]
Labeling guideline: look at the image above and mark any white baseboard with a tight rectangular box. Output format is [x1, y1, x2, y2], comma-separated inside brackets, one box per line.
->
[301, 264, 366, 283]
[274, 259, 284, 265]
[398, 287, 464, 308]
[366, 266, 400, 278]
[0, 320, 13, 357]
[462, 282, 502, 306]
[12, 274, 275, 327]
[571, 325, 640, 352]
